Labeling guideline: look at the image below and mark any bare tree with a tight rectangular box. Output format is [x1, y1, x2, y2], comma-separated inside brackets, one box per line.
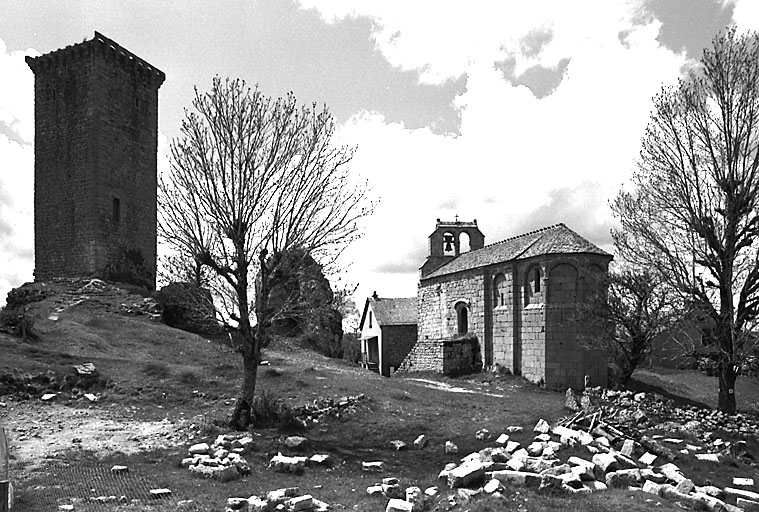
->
[159, 77, 373, 429]
[582, 267, 683, 387]
[612, 28, 759, 413]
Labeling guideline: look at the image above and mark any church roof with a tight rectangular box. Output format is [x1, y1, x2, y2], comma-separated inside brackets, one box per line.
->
[366, 297, 417, 326]
[422, 223, 611, 280]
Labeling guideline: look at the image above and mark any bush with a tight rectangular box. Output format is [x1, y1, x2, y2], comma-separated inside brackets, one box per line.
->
[250, 389, 300, 430]
[341, 332, 360, 364]
[153, 282, 221, 335]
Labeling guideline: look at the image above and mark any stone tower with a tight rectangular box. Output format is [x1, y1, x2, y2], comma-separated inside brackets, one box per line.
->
[420, 218, 485, 278]
[25, 31, 165, 288]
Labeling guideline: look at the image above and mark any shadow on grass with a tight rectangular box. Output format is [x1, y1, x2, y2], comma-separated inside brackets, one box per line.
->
[627, 375, 711, 410]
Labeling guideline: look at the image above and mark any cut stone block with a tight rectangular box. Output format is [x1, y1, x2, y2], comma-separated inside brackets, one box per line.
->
[642, 480, 662, 495]
[488, 470, 542, 488]
[639, 452, 657, 466]
[363, 461, 385, 472]
[495, 434, 509, 445]
[533, 419, 550, 434]
[447, 461, 486, 489]
[189, 443, 211, 455]
[413, 435, 428, 450]
[268, 453, 307, 473]
[385, 498, 413, 512]
[445, 441, 458, 454]
[605, 469, 643, 488]
[732, 477, 754, 487]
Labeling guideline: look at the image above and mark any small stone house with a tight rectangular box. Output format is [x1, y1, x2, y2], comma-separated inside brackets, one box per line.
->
[401, 220, 612, 389]
[359, 294, 418, 377]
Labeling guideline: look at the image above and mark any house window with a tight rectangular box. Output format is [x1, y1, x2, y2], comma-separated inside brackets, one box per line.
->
[369, 311, 372, 328]
[112, 197, 121, 223]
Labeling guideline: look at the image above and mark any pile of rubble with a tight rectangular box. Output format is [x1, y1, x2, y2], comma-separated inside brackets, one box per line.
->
[403, 414, 757, 512]
[224, 487, 329, 512]
[592, 388, 759, 439]
[182, 433, 254, 481]
[294, 394, 366, 425]
[267, 436, 332, 474]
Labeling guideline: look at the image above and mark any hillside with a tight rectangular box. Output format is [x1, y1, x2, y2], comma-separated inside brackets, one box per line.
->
[1, 279, 758, 511]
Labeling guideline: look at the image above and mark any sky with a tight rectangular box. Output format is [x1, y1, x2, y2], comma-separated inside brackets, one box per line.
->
[1, 0, 758, 308]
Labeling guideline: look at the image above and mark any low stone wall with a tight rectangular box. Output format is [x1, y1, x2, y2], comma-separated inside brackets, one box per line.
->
[398, 336, 482, 376]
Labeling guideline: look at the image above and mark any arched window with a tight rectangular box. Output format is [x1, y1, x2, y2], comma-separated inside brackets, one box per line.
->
[524, 266, 542, 306]
[455, 302, 469, 334]
[493, 273, 507, 308]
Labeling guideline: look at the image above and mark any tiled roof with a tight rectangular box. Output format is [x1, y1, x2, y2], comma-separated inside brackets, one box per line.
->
[370, 297, 417, 325]
[423, 223, 611, 280]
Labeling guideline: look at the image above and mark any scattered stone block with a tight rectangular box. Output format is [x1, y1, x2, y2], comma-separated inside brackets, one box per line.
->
[247, 496, 268, 512]
[565, 388, 581, 411]
[581, 481, 607, 493]
[288, 494, 313, 511]
[189, 463, 240, 481]
[308, 454, 331, 466]
[424, 486, 438, 498]
[266, 487, 299, 505]
[724, 487, 759, 502]
[495, 433, 509, 445]
[526, 442, 544, 457]
[227, 497, 248, 510]
[406, 486, 424, 510]
[111, 465, 129, 475]
[383, 482, 403, 499]
[362, 461, 384, 472]
[505, 457, 525, 472]
[269, 453, 307, 474]
[413, 435, 427, 450]
[639, 452, 657, 465]
[150, 489, 172, 499]
[41, 393, 57, 401]
[533, 419, 550, 434]
[385, 498, 413, 512]
[445, 441, 458, 454]
[737, 497, 759, 508]
[606, 469, 643, 488]
[658, 463, 686, 484]
[506, 426, 523, 434]
[189, 443, 211, 455]
[483, 479, 502, 493]
[591, 453, 618, 480]
[488, 470, 541, 488]
[233, 436, 254, 451]
[475, 429, 490, 440]
[733, 477, 754, 487]
[675, 478, 695, 495]
[284, 436, 308, 448]
[438, 462, 457, 480]
[447, 461, 486, 489]
[695, 453, 721, 462]
[642, 480, 662, 496]
[367, 485, 383, 496]
[534, 433, 551, 442]
[505, 440, 520, 453]
[621, 439, 635, 457]
[390, 440, 407, 451]
[640, 469, 666, 483]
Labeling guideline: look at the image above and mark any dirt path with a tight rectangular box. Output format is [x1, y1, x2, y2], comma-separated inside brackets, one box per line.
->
[1, 399, 199, 473]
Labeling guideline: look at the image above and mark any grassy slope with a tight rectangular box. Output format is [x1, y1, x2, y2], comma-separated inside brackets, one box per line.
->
[1, 284, 756, 511]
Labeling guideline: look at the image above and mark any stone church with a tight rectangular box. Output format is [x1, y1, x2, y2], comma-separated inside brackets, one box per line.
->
[25, 32, 164, 288]
[401, 219, 612, 389]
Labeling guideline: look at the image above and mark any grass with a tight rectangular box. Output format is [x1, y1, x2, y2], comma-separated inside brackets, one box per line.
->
[2, 281, 758, 511]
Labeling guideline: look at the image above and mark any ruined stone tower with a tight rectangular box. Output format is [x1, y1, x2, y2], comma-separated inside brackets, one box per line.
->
[25, 32, 165, 288]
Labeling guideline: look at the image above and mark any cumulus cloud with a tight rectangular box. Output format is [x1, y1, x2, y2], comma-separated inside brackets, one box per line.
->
[0, 36, 36, 303]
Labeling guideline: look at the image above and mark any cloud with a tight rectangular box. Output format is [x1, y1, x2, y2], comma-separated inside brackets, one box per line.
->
[0, 37, 36, 303]
[642, 0, 734, 59]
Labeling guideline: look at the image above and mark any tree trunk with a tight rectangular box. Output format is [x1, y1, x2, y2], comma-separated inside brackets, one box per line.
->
[717, 354, 737, 414]
[230, 337, 260, 431]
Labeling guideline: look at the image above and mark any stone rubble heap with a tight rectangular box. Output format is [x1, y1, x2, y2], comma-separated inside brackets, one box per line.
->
[224, 487, 330, 512]
[294, 394, 366, 425]
[182, 433, 254, 481]
[406, 414, 758, 512]
[592, 388, 759, 439]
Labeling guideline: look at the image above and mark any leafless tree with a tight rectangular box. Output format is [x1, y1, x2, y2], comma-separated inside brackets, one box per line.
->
[612, 28, 759, 413]
[159, 77, 373, 429]
[581, 267, 684, 387]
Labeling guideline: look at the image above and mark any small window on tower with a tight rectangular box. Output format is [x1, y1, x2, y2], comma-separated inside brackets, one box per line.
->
[112, 197, 121, 223]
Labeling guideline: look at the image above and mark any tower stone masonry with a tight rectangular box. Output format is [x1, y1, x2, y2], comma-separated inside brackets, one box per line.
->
[26, 31, 165, 288]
